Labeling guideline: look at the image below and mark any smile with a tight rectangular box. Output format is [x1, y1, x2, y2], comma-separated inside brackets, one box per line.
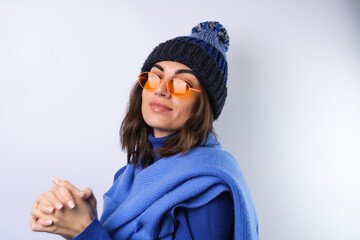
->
[149, 101, 173, 112]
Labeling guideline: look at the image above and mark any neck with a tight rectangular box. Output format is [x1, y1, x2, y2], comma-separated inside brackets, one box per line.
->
[153, 128, 176, 138]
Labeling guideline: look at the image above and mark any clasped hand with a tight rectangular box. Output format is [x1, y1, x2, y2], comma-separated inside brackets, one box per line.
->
[30, 177, 97, 239]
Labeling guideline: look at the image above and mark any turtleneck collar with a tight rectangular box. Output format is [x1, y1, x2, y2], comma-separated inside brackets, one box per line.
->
[147, 129, 175, 161]
[147, 129, 219, 162]
[148, 132, 169, 149]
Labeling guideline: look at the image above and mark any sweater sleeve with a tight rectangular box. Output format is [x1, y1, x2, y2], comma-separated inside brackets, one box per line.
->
[174, 191, 234, 240]
[71, 217, 112, 240]
[72, 166, 128, 240]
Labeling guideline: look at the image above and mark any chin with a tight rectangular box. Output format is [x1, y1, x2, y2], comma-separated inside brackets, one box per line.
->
[147, 118, 172, 130]
[143, 110, 169, 126]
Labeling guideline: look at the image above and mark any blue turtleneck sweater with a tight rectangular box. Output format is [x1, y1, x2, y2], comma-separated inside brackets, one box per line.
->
[73, 132, 235, 240]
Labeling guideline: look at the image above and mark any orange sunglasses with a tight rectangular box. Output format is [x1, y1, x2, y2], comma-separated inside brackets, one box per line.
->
[138, 72, 202, 97]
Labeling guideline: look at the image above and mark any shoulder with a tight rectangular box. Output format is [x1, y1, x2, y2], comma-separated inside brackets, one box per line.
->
[113, 165, 128, 182]
[191, 134, 237, 162]
[185, 143, 239, 171]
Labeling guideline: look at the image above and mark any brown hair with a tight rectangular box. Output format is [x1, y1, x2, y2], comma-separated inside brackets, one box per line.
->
[120, 80, 217, 168]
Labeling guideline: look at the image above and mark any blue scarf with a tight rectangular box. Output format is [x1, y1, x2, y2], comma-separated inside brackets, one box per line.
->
[100, 132, 259, 239]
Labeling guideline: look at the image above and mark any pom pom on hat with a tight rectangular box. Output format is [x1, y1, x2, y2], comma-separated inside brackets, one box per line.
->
[190, 21, 230, 55]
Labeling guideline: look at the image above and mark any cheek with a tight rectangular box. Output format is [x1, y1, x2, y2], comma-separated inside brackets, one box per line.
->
[174, 96, 200, 119]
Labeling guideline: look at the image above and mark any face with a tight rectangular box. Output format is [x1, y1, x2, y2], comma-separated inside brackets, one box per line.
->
[141, 61, 202, 138]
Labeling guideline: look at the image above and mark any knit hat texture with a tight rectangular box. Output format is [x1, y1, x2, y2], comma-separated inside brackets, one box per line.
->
[141, 21, 230, 120]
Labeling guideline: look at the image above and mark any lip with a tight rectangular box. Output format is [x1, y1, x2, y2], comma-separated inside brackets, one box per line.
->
[149, 101, 173, 112]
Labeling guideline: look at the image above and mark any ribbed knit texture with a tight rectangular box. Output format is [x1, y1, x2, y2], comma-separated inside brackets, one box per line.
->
[99, 133, 259, 239]
[141, 21, 230, 120]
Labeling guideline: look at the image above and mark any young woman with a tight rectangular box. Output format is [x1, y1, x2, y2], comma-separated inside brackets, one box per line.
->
[30, 21, 259, 240]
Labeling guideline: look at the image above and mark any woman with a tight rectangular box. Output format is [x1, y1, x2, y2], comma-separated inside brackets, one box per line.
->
[30, 21, 259, 240]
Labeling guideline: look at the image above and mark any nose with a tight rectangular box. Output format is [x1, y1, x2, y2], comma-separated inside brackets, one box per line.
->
[154, 79, 171, 98]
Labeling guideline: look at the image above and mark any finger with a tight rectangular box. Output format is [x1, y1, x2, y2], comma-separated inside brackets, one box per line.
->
[30, 217, 40, 231]
[37, 193, 57, 212]
[37, 203, 55, 214]
[35, 217, 53, 226]
[31, 201, 40, 216]
[58, 186, 75, 209]
[37, 193, 52, 205]
[52, 177, 80, 194]
[31, 203, 55, 220]
[44, 189, 64, 210]
[30, 217, 53, 232]
[79, 188, 96, 206]
[52, 186, 67, 204]
[78, 188, 93, 200]
[79, 188, 97, 216]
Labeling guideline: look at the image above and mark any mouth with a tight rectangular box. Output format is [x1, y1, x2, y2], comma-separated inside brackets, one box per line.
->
[149, 101, 173, 112]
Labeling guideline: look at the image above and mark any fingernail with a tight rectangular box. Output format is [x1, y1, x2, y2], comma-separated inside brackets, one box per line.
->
[52, 176, 60, 182]
[79, 192, 86, 198]
[68, 200, 75, 209]
[55, 202, 63, 210]
[46, 207, 54, 213]
[44, 219, 53, 226]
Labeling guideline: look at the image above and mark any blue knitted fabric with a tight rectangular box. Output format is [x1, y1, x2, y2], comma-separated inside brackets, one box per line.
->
[190, 21, 229, 56]
[99, 133, 259, 239]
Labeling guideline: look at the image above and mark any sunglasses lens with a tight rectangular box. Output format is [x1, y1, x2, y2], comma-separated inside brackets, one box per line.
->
[168, 79, 190, 97]
[139, 72, 160, 90]
[138, 73, 191, 97]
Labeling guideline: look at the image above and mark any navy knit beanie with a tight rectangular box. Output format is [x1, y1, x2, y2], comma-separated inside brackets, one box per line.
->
[141, 21, 230, 120]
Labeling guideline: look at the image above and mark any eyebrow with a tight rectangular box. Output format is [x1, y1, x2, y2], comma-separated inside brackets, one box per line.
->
[153, 64, 196, 77]
[153, 64, 164, 72]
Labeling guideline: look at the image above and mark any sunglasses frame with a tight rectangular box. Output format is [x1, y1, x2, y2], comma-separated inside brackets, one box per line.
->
[138, 72, 202, 98]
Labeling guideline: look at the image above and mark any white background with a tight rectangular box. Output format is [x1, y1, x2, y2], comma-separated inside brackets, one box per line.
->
[0, 0, 359, 239]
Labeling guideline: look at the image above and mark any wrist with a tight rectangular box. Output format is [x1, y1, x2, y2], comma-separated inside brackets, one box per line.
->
[72, 216, 94, 238]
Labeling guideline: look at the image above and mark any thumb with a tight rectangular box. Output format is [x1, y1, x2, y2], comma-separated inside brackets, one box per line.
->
[79, 187, 97, 216]
[52, 177, 80, 193]
[78, 188, 93, 200]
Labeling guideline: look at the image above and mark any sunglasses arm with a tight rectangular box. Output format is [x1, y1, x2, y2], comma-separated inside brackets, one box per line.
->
[190, 88, 202, 93]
